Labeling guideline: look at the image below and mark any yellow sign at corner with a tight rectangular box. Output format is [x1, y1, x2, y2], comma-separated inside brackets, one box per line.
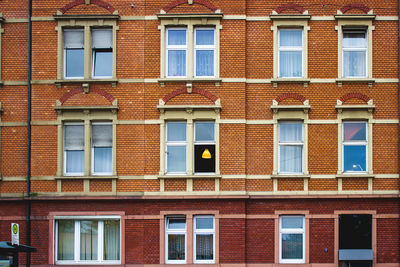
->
[11, 223, 19, 245]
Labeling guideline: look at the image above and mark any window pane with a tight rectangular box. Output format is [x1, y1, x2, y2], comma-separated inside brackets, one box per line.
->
[168, 218, 186, 229]
[194, 145, 215, 173]
[344, 123, 366, 141]
[80, 221, 98, 261]
[168, 234, 185, 261]
[168, 50, 186, 76]
[280, 51, 302, 77]
[196, 217, 213, 229]
[280, 123, 302, 142]
[343, 31, 367, 48]
[167, 146, 186, 173]
[168, 29, 186, 45]
[167, 122, 186, 141]
[282, 233, 303, 259]
[282, 217, 303, 229]
[343, 51, 366, 77]
[57, 220, 74, 261]
[66, 49, 84, 77]
[64, 30, 84, 48]
[195, 122, 214, 141]
[92, 124, 112, 147]
[280, 146, 302, 173]
[339, 214, 372, 249]
[280, 29, 302, 47]
[94, 147, 112, 173]
[92, 29, 112, 48]
[196, 234, 213, 260]
[66, 150, 84, 174]
[104, 220, 120, 260]
[196, 50, 214, 76]
[196, 29, 214, 45]
[65, 125, 84, 150]
[344, 145, 366, 172]
[93, 50, 112, 77]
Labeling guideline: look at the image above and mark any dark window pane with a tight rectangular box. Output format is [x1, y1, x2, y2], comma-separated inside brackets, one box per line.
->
[339, 214, 372, 249]
[343, 145, 366, 172]
[194, 145, 215, 173]
[168, 234, 185, 260]
[66, 49, 84, 77]
[282, 233, 303, 259]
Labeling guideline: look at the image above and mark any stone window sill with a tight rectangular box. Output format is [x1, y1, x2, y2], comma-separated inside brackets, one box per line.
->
[158, 78, 222, 87]
[55, 175, 118, 180]
[336, 78, 375, 87]
[55, 79, 118, 88]
[336, 174, 375, 179]
[158, 174, 222, 179]
[271, 78, 310, 88]
[271, 174, 311, 179]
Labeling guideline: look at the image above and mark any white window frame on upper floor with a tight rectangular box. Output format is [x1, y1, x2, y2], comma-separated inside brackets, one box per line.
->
[194, 27, 216, 78]
[278, 28, 304, 78]
[278, 121, 304, 175]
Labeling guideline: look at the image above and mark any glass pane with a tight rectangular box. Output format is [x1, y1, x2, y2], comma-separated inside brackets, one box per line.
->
[194, 145, 215, 173]
[168, 234, 185, 261]
[168, 218, 186, 229]
[279, 51, 302, 77]
[80, 221, 98, 261]
[93, 50, 112, 77]
[196, 234, 213, 260]
[195, 122, 214, 141]
[66, 150, 84, 174]
[94, 147, 112, 173]
[280, 123, 302, 142]
[168, 50, 186, 76]
[339, 214, 372, 249]
[168, 29, 186, 45]
[280, 29, 302, 47]
[343, 51, 366, 77]
[92, 29, 112, 48]
[344, 123, 366, 141]
[57, 220, 74, 261]
[167, 122, 186, 141]
[104, 220, 120, 260]
[167, 146, 186, 173]
[282, 217, 303, 229]
[65, 125, 84, 150]
[282, 233, 303, 259]
[196, 29, 214, 45]
[92, 124, 112, 147]
[344, 145, 366, 172]
[343, 31, 367, 47]
[196, 217, 213, 229]
[196, 50, 214, 76]
[280, 146, 302, 173]
[66, 49, 84, 77]
[64, 30, 84, 48]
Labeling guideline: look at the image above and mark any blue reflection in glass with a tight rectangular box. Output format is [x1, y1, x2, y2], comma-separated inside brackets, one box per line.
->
[66, 49, 84, 77]
[344, 145, 366, 172]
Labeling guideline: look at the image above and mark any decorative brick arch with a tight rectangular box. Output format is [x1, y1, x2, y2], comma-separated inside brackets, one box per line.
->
[60, 0, 116, 14]
[274, 3, 306, 14]
[59, 87, 115, 104]
[162, 87, 218, 104]
[163, 0, 218, 13]
[339, 93, 371, 104]
[340, 3, 371, 14]
[275, 93, 306, 104]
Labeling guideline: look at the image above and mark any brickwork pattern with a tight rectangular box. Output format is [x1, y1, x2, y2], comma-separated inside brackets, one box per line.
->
[90, 179, 112, 192]
[373, 179, 400, 191]
[246, 219, 274, 263]
[309, 219, 335, 263]
[192, 178, 215, 191]
[0, 181, 27, 193]
[308, 179, 338, 191]
[376, 218, 400, 263]
[31, 180, 57, 192]
[117, 179, 145, 192]
[220, 178, 245, 191]
[278, 178, 304, 191]
[164, 178, 186, 191]
[246, 179, 273, 191]
[342, 178, 369, 191]
[61, 179, 84, 192]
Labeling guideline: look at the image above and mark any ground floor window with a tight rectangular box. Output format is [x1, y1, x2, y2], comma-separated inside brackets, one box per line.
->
[279, 216, 305, 264]
[55, 217, 120, 264]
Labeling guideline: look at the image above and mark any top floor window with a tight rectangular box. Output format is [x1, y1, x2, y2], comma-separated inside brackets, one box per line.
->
[342, 29, 367, 78]
[279, 29, 303, 78]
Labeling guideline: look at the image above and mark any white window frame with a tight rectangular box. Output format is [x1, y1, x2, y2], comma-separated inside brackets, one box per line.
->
[54, 216, 121, 265]
[63, 122, 84, 176]
[91, 28, 113, 79]
[194, 121, 216, 175]
[342, 121, 368, 174]
[279, 216, 305, 264]
[165, 216, 187, 264]
[165, 121, 187, 175]
[278, 28, 303, 78]
[193, 215, 215, 264]
[342, 28, 368, 78]
[91, 122, 113, 176]
[194, 28, 216, 78]
[166, 28, 188, 78]
[63, 28, 85, 80]
[278, 121, 304, 175]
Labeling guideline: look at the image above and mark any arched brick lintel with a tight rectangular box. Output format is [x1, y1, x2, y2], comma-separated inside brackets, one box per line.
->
[162, 87, 218, 103]
[275, 93, 306, 103]
[275, 3, 306, 14]
[340, 92, 371, 103]
[163, 0, 218, 13]
[60, 0, 116, 14]
[59, 87, 115, 104]
[340, 3, 371, 14]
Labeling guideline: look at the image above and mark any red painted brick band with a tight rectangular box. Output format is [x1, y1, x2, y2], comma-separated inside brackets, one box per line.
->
[275, 3, 306, 14]
[59, 87, 115, 104]
[163, 0, 218, 13]
[162, 87, 218, 103]
[60, 0, 115, 14]
[340, 92, 370, 103]
[340, 3, 371, 14]
[275, 93, 306, 103]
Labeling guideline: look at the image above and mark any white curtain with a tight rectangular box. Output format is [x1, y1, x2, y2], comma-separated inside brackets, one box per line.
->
[104, 220, 120, 260]
[279, 123, 303, 173]
[343, 51, 366, 77]
[280, 123, 302, 142]
[57, 220, 74, 260]
[92, 124, 112, 173]
[65, 125, 84, 174]
[196, 234, 213, 260]
[80, 221, 98, 260]
[196, 50, 214, 76]
[279, 29, 302, 77]
[168, 234, 185, 260]
[168, 50, 186, 76]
